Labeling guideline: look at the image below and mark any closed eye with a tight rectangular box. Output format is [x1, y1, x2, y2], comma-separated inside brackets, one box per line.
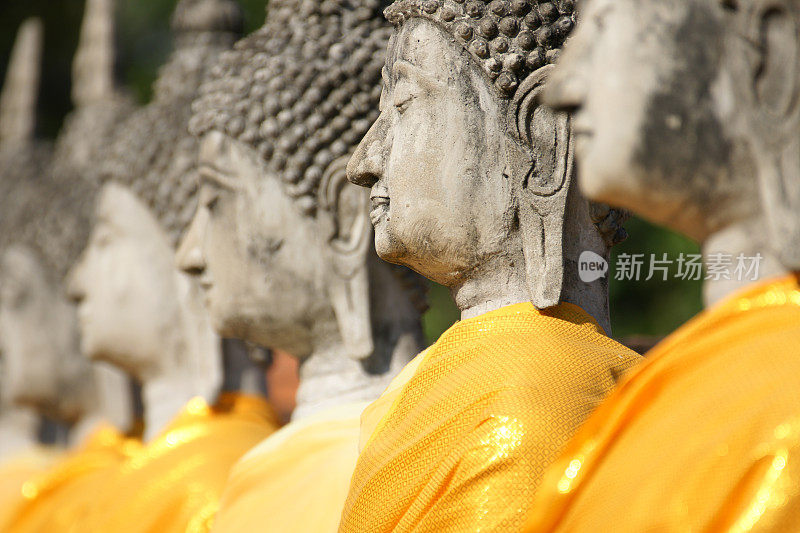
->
[393, 79, 417, 114]
[204, 195, 219, 212]
[199, 185, 221, 214]
[394, 93, 414, 114]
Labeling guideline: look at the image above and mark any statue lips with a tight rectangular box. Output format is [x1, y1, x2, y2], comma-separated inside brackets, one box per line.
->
[76, 303, 91, 334]
[199, 275, 214, 306]
[370, 192, 390, 226]
[572, 115, 594, 159]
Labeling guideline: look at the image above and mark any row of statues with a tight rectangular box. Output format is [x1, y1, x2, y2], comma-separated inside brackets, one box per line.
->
[0, 0, 797, 531]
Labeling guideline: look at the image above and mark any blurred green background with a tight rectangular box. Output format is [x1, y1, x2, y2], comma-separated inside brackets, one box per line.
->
[0, 0, 703, 346]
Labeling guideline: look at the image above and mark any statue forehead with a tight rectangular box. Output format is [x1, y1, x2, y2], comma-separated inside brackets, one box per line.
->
[197, 133, 295, 220]
[95, 184, 164, 236]
[390, 18, 462, 70]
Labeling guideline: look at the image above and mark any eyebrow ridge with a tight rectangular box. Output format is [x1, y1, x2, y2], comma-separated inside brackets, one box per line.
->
[393, 60, 447, 91]
[199, 164, 241, 191]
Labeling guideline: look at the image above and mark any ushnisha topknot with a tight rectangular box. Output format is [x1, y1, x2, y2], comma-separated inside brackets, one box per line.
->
[385, 0, 575, 96]
[171, 0, 244, 36]
[190, 0, 393, 217]
[97, 0, 243, 249]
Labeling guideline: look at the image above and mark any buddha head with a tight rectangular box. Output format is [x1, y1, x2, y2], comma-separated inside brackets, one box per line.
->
[0, 147, 103, 423]
[179, 0, 427, 362]
[347, 0, 627, 319]
[543, 0, 800, 270]
[0, 4, 133, 431]
[67, 0, 242, 386]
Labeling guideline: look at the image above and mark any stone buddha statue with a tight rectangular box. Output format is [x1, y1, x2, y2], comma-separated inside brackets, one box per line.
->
[64, 2, 281, 532]
[0, 6, 134, 449]
[67, 0, 263, 441]
[0, 8, 148, 532]
[0, 19, 51, 464]
[0, 23, 65, 531]
[175, 1, 427, 530]
[337, 1, 642, 531]
[525, 0, 800, 531]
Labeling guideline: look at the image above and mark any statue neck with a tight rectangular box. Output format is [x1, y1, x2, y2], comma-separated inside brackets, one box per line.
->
[139, 273, 222, 441]
[0, 407, 40, 460]
[140, 371, 216, 441]
[702, 215, 790, 307]
[293, 331, 420, 420]
[69, 364, 135, 446]
[451, 249, 611, 333]
[453, 255, 532, 321]
[293, 266, 424, 420]
[219, 339, 268, 396]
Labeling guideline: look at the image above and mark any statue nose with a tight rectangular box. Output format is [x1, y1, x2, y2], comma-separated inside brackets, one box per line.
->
[180, 247, 206, 277]
[65, 259, 86, 303]
[347, 116, 386, 188]
[176, 216, 207, 277]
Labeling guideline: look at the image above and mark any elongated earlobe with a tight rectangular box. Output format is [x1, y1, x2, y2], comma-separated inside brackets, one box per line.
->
[507, 65, 574, 308]
[318, 156, 375, 360]
[738, 0, 800, 269]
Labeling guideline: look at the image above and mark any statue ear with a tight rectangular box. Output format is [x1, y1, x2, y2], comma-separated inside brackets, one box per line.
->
[739, 0, 800, 269]
[317, 155, 375, 361]
[507, 64, 574, 308]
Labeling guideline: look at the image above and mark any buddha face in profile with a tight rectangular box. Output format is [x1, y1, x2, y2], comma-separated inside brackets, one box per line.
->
[68, 183, 184, 378]
[179, 7, 392, 360]
[350, 18, 515, 286]
[347, 0, 619, 310]
[178, 131, 332, 358]
[544, 0, 799, 248]
[0, 246, 86, 419]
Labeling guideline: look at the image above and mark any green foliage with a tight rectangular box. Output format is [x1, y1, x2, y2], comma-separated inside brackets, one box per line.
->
[422, 282, 459, 345]
[609, 216, 703, 337]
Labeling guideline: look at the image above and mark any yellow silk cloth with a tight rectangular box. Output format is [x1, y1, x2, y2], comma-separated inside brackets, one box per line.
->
[211, 401, 369, 533]
[0, 447, 61, 531]
[526, 273, 800, 533]
[82, 393, 280, 533]
[7, 425, 141, 533]
[339, 302, 641, 533]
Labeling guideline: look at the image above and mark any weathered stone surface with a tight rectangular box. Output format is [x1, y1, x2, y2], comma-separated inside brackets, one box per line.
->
[346, 0, 627, 332]
[67, 0, 244, 440]
[544, 0, 800, 304]
[0, 3, 134, 445]
[179, 0, 427, 419]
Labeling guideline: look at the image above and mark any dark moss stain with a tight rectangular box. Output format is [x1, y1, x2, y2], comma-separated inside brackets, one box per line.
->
[635, 3, 732, 198]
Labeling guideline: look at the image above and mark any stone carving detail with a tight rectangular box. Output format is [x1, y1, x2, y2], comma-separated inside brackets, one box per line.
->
[96, 0, 243, 248]
[543, 0, 800, 302]
[385, 0, 575, 95]
[190, 0, 391, 216]
[345, 1, 627, 328]
[179, 0, 426, 417]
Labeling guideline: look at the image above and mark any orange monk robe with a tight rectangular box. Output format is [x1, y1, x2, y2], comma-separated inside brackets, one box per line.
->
[7, 425, 141, 533]
[211, 401, 368, 533]
[339, 302, 642, 533]
[0, 447, 61, 531]
[526, 273, 800, 533]
[82, 393, 280, 533]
